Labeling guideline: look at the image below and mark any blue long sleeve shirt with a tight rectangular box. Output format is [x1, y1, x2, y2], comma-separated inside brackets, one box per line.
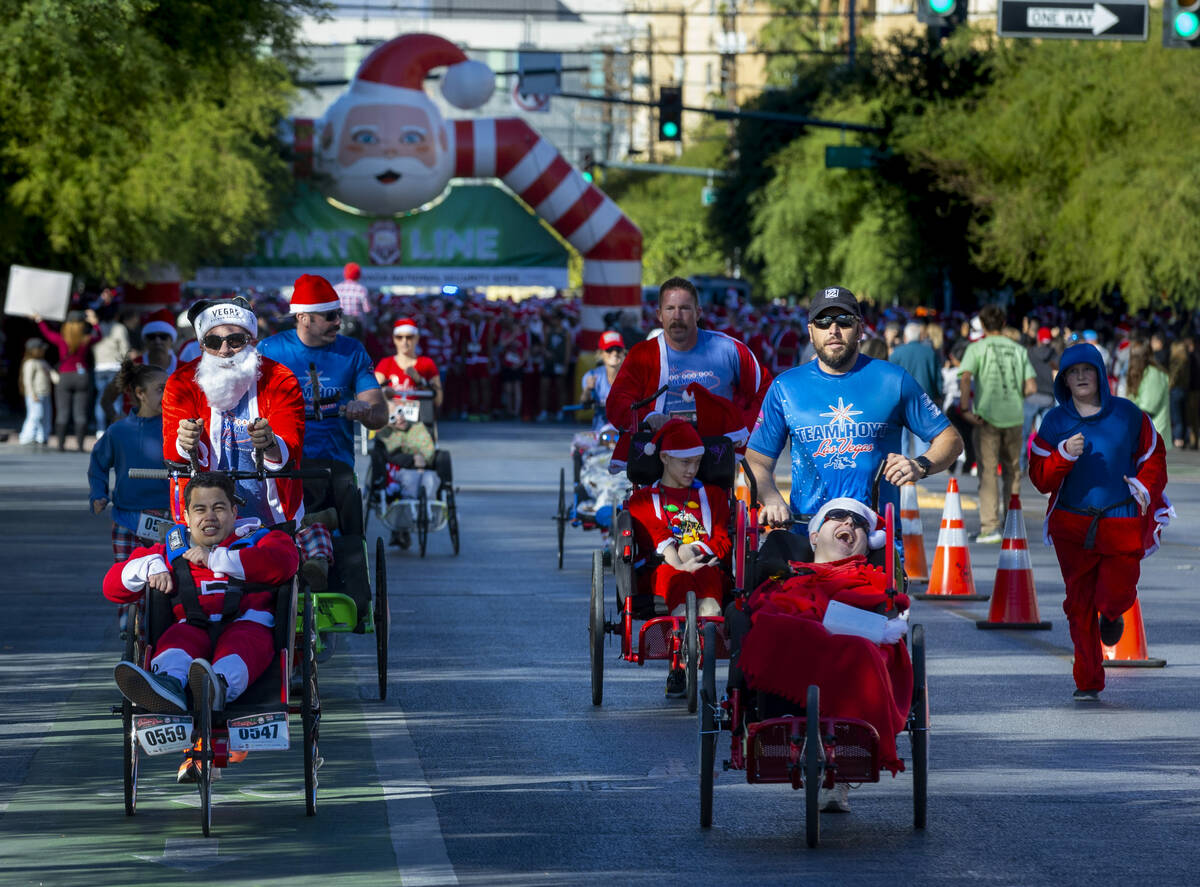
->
[88, 414, 169, 531]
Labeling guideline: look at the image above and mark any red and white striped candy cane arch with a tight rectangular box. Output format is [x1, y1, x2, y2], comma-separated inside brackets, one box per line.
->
[452, 117, 642, 350]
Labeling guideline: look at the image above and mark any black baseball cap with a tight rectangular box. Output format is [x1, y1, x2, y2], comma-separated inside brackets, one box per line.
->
[809, 286, 862, 319]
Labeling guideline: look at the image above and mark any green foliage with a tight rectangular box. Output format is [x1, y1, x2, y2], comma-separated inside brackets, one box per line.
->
[896, 23, 1200, 310]
[0, 0, 325, 283]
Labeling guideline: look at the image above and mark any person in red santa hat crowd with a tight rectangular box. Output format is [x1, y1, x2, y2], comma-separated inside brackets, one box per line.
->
[107, 472, 299, 783]
[625, 419, 731, 698]
[335, 262, 372, 318]
[162, 296, 307, 541]
[375, 317, 443, 411]
[726, 496, 912, 810]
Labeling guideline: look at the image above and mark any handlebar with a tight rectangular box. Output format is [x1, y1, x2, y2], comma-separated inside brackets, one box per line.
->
[389, 388, 435, 400]
[128, 463, 332, 482]
[630, 384, 669, 413]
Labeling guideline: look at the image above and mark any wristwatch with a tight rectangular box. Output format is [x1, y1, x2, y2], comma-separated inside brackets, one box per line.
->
[914, 456, 932, 478]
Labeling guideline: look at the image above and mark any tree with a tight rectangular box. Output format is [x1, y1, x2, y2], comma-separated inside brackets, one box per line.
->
[0, 0, 324, 283]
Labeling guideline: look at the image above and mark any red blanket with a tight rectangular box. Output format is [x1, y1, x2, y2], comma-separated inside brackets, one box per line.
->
[739, 557, 913, 774]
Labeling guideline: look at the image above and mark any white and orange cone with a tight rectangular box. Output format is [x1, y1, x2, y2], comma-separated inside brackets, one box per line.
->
[977, 495, 1051, 629]
[900, 482, 928, 584]
[1102, 598, 1166, 668]
[915, 478, 988, 601]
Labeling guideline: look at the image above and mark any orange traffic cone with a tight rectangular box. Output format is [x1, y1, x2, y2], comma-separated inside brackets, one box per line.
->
[900, 482, 928, 584]
[915, 478, 988, 601]
[1102, 598, 1165, 668]
[977, 495, 1050, 630]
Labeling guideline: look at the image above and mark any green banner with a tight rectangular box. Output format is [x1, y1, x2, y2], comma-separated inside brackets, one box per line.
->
[192, 182, 568, 289]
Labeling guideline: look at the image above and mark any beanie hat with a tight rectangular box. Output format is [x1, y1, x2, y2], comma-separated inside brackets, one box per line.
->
[344, 262, 362, 281]
[289, 274, 341, 315]
[393, 317, 419, 336]
[643, 418, 704, 459]
[809, 497, 886, 551]
[684, 382, 749, 446]
[191, 298, 258, 340]
[141, 309, 178, 341]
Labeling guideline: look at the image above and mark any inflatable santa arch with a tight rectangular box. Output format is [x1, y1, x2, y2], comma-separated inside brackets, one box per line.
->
[314, 33, 642, 348]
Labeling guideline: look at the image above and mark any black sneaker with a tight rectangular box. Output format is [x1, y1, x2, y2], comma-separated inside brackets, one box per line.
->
[1099, 614, 1125, 647]
[188, 659, 226, 712]
[115, 662, 187, 714]
[1073, 688, 1100, 701]
[665, 668, 686, 698]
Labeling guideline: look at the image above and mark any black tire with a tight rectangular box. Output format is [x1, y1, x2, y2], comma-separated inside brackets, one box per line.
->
[590, 550, 605, 706]
[198, 676, 213, 838]
[911, 623, 928, 830]
[699, 622, 717, 828]
[805, 684, 821, 849]
[374, 537, 389, 701]
[445, 488, 460, 556]
[303, 590, 319, 816]
[121, 624, 139, 816]
[417, 486, 429, 557]
[556, 468, 566, 570]
[573, 447, 583, 484]
[685, 591, 699, 715]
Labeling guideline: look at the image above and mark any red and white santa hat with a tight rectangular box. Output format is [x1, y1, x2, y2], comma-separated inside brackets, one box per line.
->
[336, 34, 494, 116]
[393, 317, 420, 336]
[643, 418, 704, 459]
[808, 497, 887, 550]
[141, 308, 178, 341]
[289, 274, 341, 315]
[684, 382, 749, 446]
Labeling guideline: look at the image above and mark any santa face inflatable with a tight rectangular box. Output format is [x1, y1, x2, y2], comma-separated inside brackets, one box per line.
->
[316, 34, 494, 216]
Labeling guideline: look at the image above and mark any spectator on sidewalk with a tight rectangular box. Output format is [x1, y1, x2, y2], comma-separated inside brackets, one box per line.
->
[889, 322, 942, 457]
[36, 310, 101, 452]
[18, 338, 56, 447]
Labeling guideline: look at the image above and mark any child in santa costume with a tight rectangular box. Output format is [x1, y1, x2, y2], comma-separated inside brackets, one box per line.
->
[1029, 343, 1172, 701]
[107, 473, 299, 782]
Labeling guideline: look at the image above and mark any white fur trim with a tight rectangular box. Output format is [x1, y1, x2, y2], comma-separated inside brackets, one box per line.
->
[289, 299, 341, 315]
[212, 653, 249, 702]
[662, 444, 704, 458]
[392, 323, 418, 336]
[121, 554, 170, 592]
[141, 320, 178, 340]
[1056, 440, 1079, 461]
[206, 547, 245, 580]
[643, 442, 656, 455]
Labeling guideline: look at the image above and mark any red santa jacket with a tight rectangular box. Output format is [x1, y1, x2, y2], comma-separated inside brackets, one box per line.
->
[103, 520, 300, 627]
[626, 480, 731, 564]
[161, 356, 306, 524]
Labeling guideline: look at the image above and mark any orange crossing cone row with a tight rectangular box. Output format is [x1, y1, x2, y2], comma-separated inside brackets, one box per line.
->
[900, 482, 928, 584]
[915, 478, 989, 601]
[976, 495, 1051, 630]
[1102, 598, 1166, 668]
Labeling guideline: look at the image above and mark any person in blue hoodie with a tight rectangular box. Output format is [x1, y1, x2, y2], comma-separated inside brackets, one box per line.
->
[1029, 343, 1172, 701]
[88, 358, 170, 561]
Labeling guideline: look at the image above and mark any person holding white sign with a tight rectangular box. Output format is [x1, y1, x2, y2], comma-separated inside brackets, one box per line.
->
[88, 358, 170, 561]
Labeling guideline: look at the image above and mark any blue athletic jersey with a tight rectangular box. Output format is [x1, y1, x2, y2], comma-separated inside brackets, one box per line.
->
[258, 329, 379, 465]
[748, 354, 951, 518]
[583, 366, 615, 430]
[662, 330, 741, 415]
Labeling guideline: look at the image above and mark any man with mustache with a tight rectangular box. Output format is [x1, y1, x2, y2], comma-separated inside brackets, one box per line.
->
[748, 286, 963, 537]
[161, 298, 307, 535]
[606, 277, 771, 461]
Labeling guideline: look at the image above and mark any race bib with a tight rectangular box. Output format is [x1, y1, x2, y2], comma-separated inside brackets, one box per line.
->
[134, 714, 193, 756]
[227, 712, 289, 751]
[397, 400, 422, 422]
[135, 511, 170, 543]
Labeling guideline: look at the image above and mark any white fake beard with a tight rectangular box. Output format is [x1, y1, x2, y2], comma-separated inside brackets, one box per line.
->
[327, 152, 453, 216]
[194, 347, 261, 412]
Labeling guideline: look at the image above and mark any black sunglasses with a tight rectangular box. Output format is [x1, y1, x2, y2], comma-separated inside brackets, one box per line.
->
[202, 332, 251, 351]
[811, 313, 858, 330]
[316, 309, 343, 322]
[144, 332, 173, 342]
[823, 508, 870, 531]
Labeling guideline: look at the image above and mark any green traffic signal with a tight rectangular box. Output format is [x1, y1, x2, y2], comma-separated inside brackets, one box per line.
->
[581, 170, 594, 183]
[929, 0, 956, 13]
[661, 121, 679, 139]
[1175, 10, 1200, 37]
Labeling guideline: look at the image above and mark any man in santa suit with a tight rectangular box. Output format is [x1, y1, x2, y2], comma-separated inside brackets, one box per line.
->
[108, 473, 299, 782]
[162, 297, 306, 531]
[626, 419, 731, 697]
[606, 277, 771, 468]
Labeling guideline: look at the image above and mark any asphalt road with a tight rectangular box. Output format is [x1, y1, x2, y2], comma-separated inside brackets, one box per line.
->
[2, 423, 1200, 886]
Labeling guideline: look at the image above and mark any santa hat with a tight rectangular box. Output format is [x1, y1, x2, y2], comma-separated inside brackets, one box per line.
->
[1037, 326, 1052, 344]
[141, 309, 178, 341]
[393, 317, 419, 336]
[684, 382, 749, 446]
[598, 330, 625, 350]
[642, 419, 704, 459]
[343, 34, 494, 112]
[190, 298, 258, 340]
[344, 262, 362, 281]
[289, 274, 341, 315]
[809, 497, 887, 550]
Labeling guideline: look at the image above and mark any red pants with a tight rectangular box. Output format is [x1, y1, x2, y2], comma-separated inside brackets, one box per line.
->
[1051, 514, 1142, 692]
[641, 563, 725, 613]
[155, 620, 276, 694]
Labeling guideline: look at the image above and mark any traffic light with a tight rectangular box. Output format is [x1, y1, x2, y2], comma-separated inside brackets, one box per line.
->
[916, 0, 967, 28]
[658, 86, 682, 142]
[1164, 0, 1200, 47]
[579, 149, 595, 183]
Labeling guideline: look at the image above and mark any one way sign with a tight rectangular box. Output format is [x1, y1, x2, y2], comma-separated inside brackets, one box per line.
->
[998, 0, 1148, 40]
